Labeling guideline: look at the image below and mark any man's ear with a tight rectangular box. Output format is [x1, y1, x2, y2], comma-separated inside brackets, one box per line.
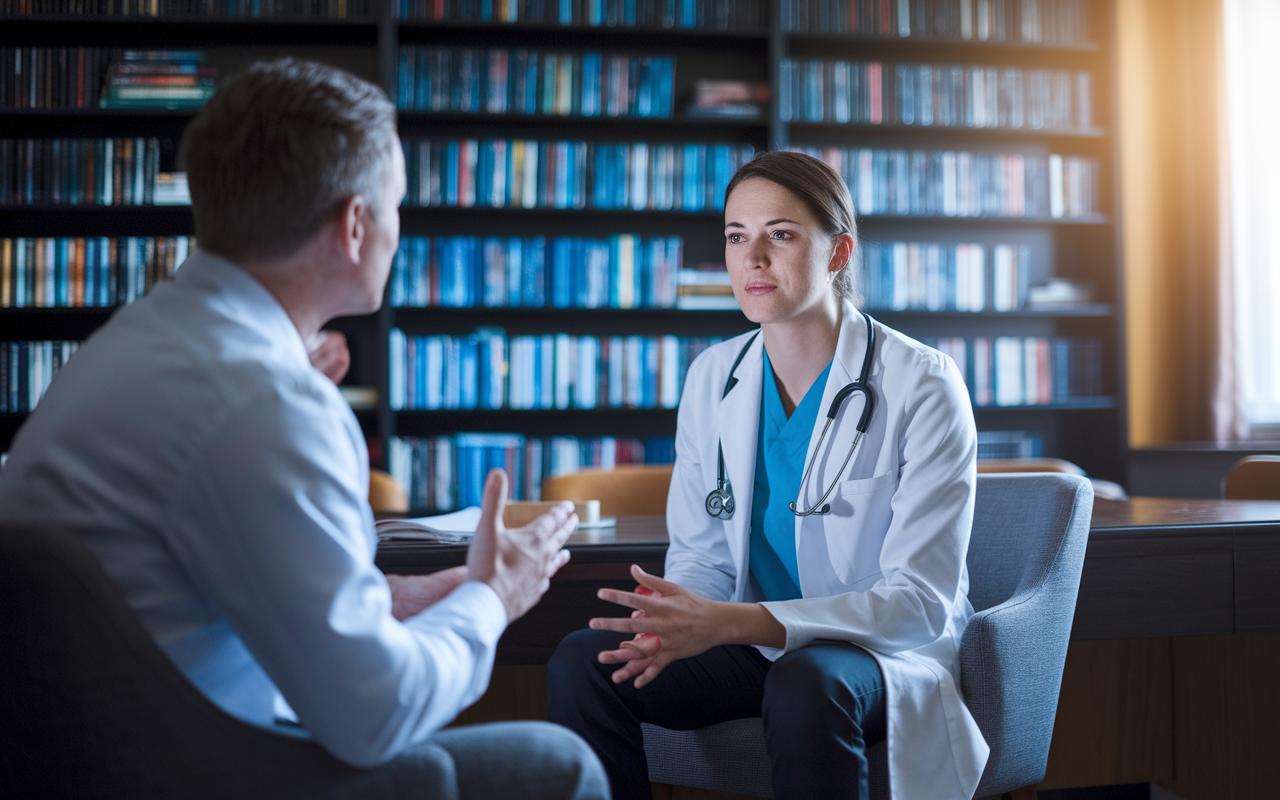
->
[338, 194, 367, 264]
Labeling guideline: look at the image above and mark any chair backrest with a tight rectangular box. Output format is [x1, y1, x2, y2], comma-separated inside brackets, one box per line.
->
[1224, 455, 1280, 500]
[542, 464, 674, 517]
[0, 524, 420, 800]
[960, 473, 1094, 796]
[369, 468, 409, 514]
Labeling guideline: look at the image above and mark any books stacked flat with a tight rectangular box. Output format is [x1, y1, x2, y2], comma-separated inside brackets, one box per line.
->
[686, 80, 770, 119]
[676, 265, 736, 310]
[100, 51, 218, 110]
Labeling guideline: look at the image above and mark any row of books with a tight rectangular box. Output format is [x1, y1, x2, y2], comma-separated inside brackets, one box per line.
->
[0, 138, 162, 206]
[391, 234, 682, 309]
[1, 48, 117, 110]
[926, 334, 1103, 407]
[1, 0, 374, 15]
[392, 0, 764, 30]
[779, 59, 1093, 132]
[388, 433, 676, 513]
[396, 47, 674, 119]
[0, 236, 190, 308]
[0, 340, 79, 414]
[402, 139, 755, 211]
[389, 329, 725, 411]
[976, 429, 1044, 459]
[792, 146, 1099, 219]
[780, 0, 1089, 44]
[858, 241, 1031, 313]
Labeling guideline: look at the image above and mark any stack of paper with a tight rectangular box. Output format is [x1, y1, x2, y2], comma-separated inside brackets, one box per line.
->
[375, 507, 482, 543]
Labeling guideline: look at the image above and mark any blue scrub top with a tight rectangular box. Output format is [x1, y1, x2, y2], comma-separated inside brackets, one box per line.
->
[748, 350, 833, 602]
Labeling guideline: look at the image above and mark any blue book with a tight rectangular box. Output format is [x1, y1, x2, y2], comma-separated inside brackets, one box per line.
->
[398, 49, 412, 109]
[552, 238, 573, 308]
[524, 236, 547, 307]
[582, 54, 601, 117]
[459, 337, 479, 409]
[445, 141, 460, 207]
[416, 50, 430, 111]
[592, 146, 610, 208]
[613, 144, 628, 209]
[559, 0, 572, 25]
[477, 141, 492, 208]
[643, 337, 659, 407]
[524, 53, 539, 114]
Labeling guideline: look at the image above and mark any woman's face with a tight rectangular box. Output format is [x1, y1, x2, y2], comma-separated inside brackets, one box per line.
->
[724, 177, 844, 326]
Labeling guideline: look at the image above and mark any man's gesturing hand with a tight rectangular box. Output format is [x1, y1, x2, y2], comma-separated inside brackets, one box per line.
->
[466, 469, 576, 623]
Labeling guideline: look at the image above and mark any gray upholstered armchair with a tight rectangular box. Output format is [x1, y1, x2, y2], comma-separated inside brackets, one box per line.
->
[642, 472, 1095, 799]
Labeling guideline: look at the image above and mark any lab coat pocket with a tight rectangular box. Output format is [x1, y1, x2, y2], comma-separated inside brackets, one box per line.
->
[823, 472, 898, 586]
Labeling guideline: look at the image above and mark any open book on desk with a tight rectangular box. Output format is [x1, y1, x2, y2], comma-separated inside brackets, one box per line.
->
[375, 507, 481, 543]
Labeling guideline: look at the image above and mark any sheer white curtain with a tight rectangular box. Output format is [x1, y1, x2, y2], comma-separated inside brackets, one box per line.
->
[1226, 0, 1280, 430]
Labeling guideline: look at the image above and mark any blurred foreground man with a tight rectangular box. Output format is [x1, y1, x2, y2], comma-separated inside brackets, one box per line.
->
[0, 59, 608, 800]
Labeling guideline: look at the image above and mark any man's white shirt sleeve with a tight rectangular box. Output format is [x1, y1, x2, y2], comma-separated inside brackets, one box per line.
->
[165, 374, 506, 768]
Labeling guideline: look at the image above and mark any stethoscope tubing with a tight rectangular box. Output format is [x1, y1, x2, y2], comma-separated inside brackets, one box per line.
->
[707, 313, 876, 520]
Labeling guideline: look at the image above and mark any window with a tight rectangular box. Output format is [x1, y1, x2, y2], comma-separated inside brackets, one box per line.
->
[1226, 0, 1280, 432]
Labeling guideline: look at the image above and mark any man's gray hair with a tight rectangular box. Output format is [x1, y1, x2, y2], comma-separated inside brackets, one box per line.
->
[179, 58, 398, 262]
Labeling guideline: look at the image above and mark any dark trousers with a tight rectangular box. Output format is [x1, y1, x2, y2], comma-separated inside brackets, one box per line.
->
[546, 629, 887, 800]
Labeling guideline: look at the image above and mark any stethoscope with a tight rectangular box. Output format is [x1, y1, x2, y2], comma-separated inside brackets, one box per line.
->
[705, 312, 877, 520]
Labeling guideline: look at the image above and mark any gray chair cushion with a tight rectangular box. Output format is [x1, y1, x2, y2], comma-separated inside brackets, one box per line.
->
[0, 523, 458, 799]
[642, 473, 1093, 799]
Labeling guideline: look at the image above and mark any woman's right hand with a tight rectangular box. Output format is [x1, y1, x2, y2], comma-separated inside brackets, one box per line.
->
[596, 583, 664, 683]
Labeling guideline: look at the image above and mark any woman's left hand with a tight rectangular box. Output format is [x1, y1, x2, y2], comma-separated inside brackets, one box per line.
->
[590, 564, 785, 688]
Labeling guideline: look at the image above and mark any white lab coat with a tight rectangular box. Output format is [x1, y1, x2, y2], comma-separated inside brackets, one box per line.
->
[664, 302, 989, 800]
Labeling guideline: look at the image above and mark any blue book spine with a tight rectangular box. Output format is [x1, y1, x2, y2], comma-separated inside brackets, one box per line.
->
[445, 141, 460, 206]
[552, 239, 572, 308]
[398, 49, 412, 109]
[459, 337, 479, 409]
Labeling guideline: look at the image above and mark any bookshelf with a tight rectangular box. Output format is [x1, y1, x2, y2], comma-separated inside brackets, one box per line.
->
[0, 0, 1127, 507]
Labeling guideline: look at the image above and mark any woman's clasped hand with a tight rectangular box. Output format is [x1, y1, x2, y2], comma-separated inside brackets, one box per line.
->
[590, 564, 784, 688]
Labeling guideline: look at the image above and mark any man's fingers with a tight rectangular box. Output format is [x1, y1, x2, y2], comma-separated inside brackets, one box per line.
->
[633, 655, 673, 689]
[477, 469, 509, 534]
[545, 548, 571, 578]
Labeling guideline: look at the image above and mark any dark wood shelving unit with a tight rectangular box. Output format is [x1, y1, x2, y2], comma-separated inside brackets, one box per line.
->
[1, 0, 1127, 486]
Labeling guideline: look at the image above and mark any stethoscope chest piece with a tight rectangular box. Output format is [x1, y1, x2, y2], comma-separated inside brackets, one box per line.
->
[705, 481, 735, 520]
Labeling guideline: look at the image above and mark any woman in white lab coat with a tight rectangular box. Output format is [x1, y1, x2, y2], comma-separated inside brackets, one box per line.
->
[546, 151, 988, 800]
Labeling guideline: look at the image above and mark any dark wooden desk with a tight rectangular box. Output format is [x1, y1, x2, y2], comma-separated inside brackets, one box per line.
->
[376, 499, 1280, 663]
[378, 503, 1280, 796]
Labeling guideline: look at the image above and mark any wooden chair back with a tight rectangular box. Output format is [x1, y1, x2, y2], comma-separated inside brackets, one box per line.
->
[1224, 456, 1280, 500]
[541, 465, 674, 517]
[369, 468, 409, 514]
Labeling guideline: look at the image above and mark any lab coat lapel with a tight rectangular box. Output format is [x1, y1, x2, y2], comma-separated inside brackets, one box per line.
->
[715, 333, 763, 585]
[796, 304, 870, 515]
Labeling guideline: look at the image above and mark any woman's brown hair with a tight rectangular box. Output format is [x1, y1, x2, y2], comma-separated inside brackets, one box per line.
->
[723, 151, 861, 305]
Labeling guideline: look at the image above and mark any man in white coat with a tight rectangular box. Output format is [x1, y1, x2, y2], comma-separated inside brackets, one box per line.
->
[0, 59, 608, 799]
